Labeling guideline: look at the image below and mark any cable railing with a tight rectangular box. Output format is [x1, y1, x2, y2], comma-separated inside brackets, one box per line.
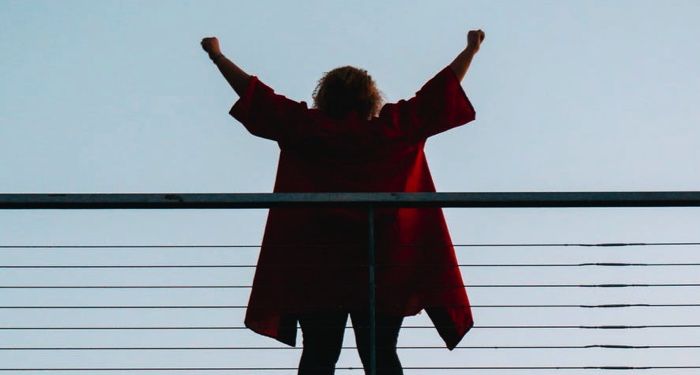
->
[1, 192, 700, 373]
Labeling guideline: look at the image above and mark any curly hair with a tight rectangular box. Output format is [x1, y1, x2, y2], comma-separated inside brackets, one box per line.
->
[312, 66, 383, 120]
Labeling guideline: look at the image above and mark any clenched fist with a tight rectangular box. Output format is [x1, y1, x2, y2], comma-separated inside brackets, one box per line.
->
[467, 29, 485, 53]
[201, 37, 221, 58]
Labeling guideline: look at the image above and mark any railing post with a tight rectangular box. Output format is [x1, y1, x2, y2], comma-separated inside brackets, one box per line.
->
[367, 206, 376, 375]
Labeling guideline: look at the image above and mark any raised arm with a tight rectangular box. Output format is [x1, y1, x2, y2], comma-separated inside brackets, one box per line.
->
[374, 29, 483, 140]
[201, 37, 251, 97]
[449, 29, 485, 81]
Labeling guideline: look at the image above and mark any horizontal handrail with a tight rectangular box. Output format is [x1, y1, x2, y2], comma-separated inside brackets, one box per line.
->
[1, 344, 700, 350]
[2, 191, 700, 209]
[2, 303, 700, 309]
[2, 365, 700, 371]
[2, 242, 700, 249]
[2, 324, 700, 330]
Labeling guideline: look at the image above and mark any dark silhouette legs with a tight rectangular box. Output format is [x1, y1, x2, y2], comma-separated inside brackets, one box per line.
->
[351, 311, 404, 375]
[298, 312, 403, 375]
[298, 313, 347, 375]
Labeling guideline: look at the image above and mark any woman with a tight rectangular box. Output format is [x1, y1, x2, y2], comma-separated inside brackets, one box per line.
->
[201, 29, 485, 375]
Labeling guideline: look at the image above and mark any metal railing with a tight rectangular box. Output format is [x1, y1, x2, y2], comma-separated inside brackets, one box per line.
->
[1, 191, 700, 373]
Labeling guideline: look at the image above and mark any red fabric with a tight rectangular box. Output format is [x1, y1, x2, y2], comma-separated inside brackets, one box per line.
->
[229, 66, 476, 350]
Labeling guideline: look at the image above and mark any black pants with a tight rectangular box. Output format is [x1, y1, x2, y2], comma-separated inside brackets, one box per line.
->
[298, 311, 404, 375]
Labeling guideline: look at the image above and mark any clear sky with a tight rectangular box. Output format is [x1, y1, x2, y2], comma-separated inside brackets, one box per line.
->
[1, 0, 700, 373]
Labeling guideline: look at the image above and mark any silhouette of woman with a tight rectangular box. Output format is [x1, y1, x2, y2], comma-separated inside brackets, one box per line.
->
[202, 29, 484, 375]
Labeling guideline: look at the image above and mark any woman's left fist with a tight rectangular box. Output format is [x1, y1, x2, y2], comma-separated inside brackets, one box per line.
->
[200, 37, 221, 57]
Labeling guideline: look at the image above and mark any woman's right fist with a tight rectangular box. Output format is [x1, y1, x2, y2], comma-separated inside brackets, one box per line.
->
[201, 37, 221, 57]
[467, 29, 485, 53]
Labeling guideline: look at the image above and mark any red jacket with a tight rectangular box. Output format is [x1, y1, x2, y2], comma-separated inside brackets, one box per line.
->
[230, 66, 476, 349]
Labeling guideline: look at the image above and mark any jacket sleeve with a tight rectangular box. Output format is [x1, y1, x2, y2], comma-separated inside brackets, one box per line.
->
[376, 66, 476, 140]
[229, 76, 313, 142]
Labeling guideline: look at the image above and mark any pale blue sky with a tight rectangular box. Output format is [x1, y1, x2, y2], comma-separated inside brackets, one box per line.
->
[1, 1, 700, 373]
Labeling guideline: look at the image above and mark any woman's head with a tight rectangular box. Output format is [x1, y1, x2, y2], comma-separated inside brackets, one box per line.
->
[312, 66, 383, 120]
